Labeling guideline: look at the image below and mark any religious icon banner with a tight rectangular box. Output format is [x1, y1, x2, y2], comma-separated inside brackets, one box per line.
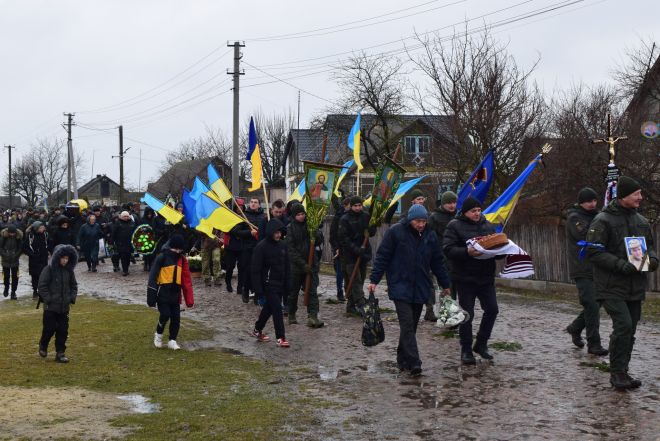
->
[302, 160, 344, 238]
[369, 157, 405, 228]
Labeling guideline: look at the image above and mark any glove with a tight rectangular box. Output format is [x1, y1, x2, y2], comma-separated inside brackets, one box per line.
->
[649, 258, 659, 272]
[304, 264, 312, 274]
[620, 261, 638, 275]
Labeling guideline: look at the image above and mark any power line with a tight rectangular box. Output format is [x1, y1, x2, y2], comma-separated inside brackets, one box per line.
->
[243, 61, 334, 103]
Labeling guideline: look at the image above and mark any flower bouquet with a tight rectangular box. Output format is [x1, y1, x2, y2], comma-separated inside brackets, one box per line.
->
[434, 295, 470, 329]
[187, 255, 202, 272]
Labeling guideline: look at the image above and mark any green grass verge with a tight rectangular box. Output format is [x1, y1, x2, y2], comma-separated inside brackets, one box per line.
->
[0, 297, 320, 441]
[579, 361, 611, 372]
[490, 341, 523, 352]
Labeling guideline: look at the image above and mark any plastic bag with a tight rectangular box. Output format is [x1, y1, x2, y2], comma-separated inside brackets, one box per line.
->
[434, 295, 470, 329]
[362, 292, 385, 347]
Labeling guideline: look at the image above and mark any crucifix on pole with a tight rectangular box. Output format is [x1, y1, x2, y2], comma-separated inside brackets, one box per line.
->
[591, 112, 628, 204]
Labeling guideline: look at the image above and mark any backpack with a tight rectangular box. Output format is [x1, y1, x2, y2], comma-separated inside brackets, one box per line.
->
[361, 292, 385, 347]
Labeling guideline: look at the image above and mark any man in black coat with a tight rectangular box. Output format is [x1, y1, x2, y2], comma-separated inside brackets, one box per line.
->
[443, 197, 500, 365]
[112, 211, 135, 276]
[250, 218, 290, 347]
[565, 187, 608, 356]
[23, 221, 50, 299]
[329, 196, 350, 302]
[338, 196, 377, 315]
[232, 197, 265, 303]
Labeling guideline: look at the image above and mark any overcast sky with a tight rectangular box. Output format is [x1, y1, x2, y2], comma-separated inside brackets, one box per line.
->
[0, 0, 656, 193]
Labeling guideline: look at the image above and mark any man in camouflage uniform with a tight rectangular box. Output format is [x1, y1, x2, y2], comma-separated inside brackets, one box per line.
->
[586, 176, 658, 390]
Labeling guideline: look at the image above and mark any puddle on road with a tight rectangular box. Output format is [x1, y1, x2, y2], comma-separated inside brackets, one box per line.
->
[117, 394, 160, 414]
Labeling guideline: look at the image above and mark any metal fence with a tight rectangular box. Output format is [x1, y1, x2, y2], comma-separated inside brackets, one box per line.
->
[320, 217, 660, 292]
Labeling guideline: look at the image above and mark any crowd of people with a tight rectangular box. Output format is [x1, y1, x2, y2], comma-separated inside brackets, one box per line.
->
[4, 175, 656, 390]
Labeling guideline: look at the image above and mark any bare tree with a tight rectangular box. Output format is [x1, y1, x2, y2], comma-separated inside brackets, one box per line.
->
[328, 51, 409, 166]
[410, 27, 546, 192]
[3, 153, 41, 207]
[612, 38, 659, 102]
[33, 138, 67, 199]
[249, 109, 295, 186]
[160, 125, 233, 173]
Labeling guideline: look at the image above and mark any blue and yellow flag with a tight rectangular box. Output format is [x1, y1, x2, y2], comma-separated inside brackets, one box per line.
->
[246, 117, 262, 192]
[207, 164, 233, 203]
[456, 149, 494, 210]
[483, 154, 543, 232]
[182, 188, 199, 228]
[334, 159, 354, 197]
[197, 193, 245, 233]
[387, 176, 427, 209]
[141, 192, 184, 225]
[347, 112, 363, 170]
[287, 179, 307, 209]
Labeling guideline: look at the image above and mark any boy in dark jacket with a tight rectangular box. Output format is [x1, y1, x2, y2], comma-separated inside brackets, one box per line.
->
[369, 205, 450, 376]
[23, 221, 49, 299]
[0, 225, 23, 299]
[250, 219, 290, 347]
[147, 234, 194, 350]
[38, 244, 78, 363]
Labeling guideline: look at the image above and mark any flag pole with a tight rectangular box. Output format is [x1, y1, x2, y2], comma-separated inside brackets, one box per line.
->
[262, 181, 270, 221]
[303, 134, 328, 307]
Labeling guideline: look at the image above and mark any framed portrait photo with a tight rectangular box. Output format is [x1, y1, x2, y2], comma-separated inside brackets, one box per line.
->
[625, 236, 649, 272]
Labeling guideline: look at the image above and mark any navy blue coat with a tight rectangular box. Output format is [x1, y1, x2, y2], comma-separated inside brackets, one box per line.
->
[370, 221, 450, 304]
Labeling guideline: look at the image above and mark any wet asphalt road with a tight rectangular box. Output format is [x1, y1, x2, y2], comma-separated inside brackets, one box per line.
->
[6, 258, 659, 440]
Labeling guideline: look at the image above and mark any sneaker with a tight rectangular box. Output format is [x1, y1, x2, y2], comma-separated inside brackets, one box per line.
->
[153, 333, 163, 348]
[55, 352, 69, 363]
[249, 329, 271, 342]
[38, 346, 47, 358]
[276, 338, 290, 348]
[410, 365, 422, 377]
[167, 340, 181, 350]
[587, 346, 609, 356]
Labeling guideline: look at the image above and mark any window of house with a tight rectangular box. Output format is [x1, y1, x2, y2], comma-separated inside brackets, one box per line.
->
[403, 135, 431, 155]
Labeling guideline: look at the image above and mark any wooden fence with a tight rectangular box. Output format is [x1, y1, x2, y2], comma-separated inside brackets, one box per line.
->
[319, 218, 660, 292]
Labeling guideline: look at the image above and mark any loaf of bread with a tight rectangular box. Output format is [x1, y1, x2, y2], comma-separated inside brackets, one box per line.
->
[477, 233, 509, 250]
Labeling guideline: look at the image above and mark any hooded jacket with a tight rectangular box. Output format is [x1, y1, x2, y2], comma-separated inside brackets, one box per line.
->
[370, 218, 450, 304]
[286, 216, 322, 272]
[565, 204, 598, 280]
[251, 219, 290, 295]
[147, 249, 194, 306]
[443, 213, 499, 285]
[38, 244, 78, 313]
[0, 228, 24, 267]
[586, 200, 658, 301]
[338, 209, 376, 262]
[23, 223, 49, 274]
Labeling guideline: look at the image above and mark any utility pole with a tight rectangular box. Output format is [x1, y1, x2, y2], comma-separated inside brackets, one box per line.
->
[113, 125, 130, 205]
[63, 113, 77, 201]
[227, 41, 245, 200]
[4, 145, 15, 209]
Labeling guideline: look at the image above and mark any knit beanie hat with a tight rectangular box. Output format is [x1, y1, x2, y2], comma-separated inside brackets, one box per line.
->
[577, 187, 598, 204]
[349, 195, 364, 206]
[290, 203, 306, 217]
[616, 176, 641, 199]
[408, 204, 428, 221]
[441, 191, 458, 205]
[31, 221, 44, 230]
[461, 196, 482, 214]
[169, 234, 185, 250]
[409, 189, 425, 200]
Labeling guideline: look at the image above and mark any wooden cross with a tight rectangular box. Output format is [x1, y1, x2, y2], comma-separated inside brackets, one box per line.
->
[591, 113, 628, 164]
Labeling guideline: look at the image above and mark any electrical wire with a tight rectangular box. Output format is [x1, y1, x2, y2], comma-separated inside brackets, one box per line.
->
[242, 62, 334, 104]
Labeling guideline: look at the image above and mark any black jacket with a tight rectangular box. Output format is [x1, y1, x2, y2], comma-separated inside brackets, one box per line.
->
[0, 228, 24, 268]
[586, 200, 658, 302]
[286, 218, 322, 272]
[251, 219, 290, 295]
[338, 210, 376, 262]
[443, 214, 499, 285]
[23, 226, 49, 275]
[428, 207, 455, 240]
[329, 205, 346, 251]
[38, 244, 78, 314]
[565, 204, 597, 280]
[112, 219, 135, 253]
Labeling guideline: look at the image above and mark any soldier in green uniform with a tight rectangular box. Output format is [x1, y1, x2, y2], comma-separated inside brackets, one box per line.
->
[286, 204, 324, 328]
[565, 187, 608, 356]
[586, 176, 658, 389]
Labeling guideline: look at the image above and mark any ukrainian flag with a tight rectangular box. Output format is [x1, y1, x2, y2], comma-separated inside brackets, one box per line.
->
[347, 112, 363, 170]
[287, 178, 307, 208]
[141, 192, 184, 225]
[483, 154, 543, 232]
[185, 178, 216, 237]
[246, 117, 262, 192]
[387, 176, 427, 209]
[334, 159, 354, 197]
[182, 188, 199, 227]
[197, 193, 245, 233]
[207, 163, 233, 203]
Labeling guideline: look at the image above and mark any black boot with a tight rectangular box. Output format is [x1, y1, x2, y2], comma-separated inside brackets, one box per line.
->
[3, 286, 8, 298]
[625, 373, 642, 388]
[610, 372, 632, 390]
[461, 350, 476, 365]
[240, 288, 249, 304]
[336, 290, 345, 303]
[225, 279, 233, 292]
[566, 326, 584, 348]
[55, 352, 69, 363]
[10, 291, 17, 300]
[424, 306, 437, 322]
[39, 345, 47, 358]
[587, 345, 609, 356]
[473, 341, 493, 360]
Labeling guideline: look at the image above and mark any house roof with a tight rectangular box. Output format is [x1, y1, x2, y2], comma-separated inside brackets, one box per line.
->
[77, 174, 120, 194]
[625, 53, 660, 116]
